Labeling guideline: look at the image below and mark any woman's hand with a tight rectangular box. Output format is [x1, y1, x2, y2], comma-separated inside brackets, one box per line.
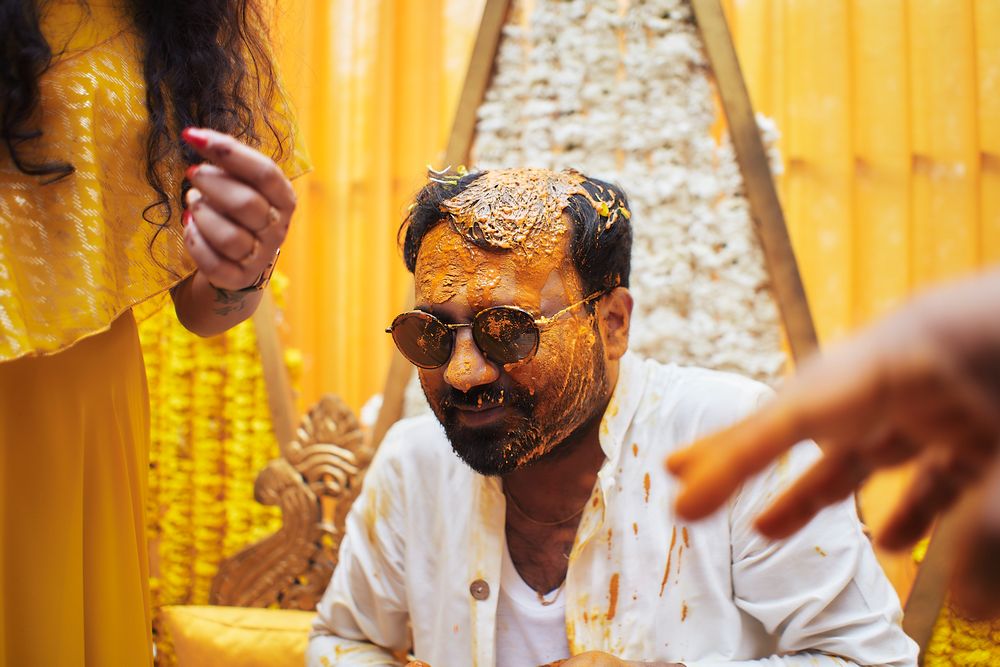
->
[170, 127, 297, 336]
[180, 126, 296, 291]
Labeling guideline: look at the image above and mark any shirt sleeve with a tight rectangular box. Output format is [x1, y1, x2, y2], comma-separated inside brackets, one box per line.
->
[692, 439, 919, 667]
[307, 435, 411, 666]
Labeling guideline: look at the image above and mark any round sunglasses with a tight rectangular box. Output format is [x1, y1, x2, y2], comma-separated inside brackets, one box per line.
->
[386, 291, 607, 369]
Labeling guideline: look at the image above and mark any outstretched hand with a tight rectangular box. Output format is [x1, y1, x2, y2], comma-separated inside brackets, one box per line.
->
[666, 271, 1000, 616]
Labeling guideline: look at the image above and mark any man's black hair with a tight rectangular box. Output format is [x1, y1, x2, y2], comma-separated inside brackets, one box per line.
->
[399, 171, 632, 296]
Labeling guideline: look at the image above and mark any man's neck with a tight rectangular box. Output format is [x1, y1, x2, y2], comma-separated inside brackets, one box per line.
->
[500, 394, 610, 595]
[502, 398, 610, 521]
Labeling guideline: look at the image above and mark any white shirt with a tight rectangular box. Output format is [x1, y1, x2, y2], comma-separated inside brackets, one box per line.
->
[496, 543, 570, 667]
[308, 353, 918, 667]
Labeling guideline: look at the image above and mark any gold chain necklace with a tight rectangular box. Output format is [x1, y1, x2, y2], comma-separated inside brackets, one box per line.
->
[503, 486, 588, 527]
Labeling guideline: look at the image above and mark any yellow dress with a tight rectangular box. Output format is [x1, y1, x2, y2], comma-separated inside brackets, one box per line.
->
[0, 2, 308, 664]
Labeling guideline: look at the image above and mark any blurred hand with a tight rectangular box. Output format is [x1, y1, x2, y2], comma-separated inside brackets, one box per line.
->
[180, 127, 296, 291]
[666, 271, 1000, 616]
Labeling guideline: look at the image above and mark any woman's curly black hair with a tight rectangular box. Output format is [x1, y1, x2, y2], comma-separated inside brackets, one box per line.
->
[0, 0, 290, 226]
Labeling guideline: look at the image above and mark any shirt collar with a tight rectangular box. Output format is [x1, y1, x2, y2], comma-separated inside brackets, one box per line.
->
[597, 350, 647, 465]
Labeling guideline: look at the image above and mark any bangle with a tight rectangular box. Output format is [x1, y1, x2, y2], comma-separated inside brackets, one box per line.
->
[236, 248, 280, 292]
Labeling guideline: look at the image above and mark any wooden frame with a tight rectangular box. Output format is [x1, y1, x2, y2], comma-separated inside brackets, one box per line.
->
[689, 0, 817, 360]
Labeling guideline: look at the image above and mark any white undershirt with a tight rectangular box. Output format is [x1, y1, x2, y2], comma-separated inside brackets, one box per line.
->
[496, 541, 571, 667]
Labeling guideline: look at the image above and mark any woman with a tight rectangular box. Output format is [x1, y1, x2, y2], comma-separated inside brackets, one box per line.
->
[0, 0, 309, 663]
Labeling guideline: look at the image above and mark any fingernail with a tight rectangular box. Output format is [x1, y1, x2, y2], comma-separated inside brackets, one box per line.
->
[185, 164, 200, 181]
[182, 210, 192, 227]
[182, 127, 210, 150]
[185, 187, 201, 207]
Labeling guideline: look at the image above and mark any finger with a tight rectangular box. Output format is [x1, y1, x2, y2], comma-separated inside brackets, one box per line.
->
[669, 414, 801, 520]
[951, 518, 1000, 619]
[888, 346, 1000, 454]
[755, 428, 919, 538]
[754, 449, 871, 539]
[878, 448, 969, 550]
[187, 163, 282, 239]
[182, 127, 296, 212]
[188, 195, 260, 265]
[183, 218, 250, 291]
[950, 455, 1000, 618]
[670, 344, 896, 520]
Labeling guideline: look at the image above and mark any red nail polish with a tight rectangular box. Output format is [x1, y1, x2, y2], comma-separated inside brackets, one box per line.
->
[182, 210, 192, 227]
[185, 164, 200, 181]
[182, 127, 210, 150]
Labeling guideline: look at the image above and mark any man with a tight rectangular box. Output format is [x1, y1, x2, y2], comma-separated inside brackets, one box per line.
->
[308, 168, 918, 666]
[668, 269, 1000, 620]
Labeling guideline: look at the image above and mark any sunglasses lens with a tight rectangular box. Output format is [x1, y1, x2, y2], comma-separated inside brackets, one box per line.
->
[391, 312, 452, 368]
[473, 307, 539, 365]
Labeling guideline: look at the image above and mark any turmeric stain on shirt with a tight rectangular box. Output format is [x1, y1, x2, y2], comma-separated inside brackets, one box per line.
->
[659, 525, 678, 597]
[607, 573, 620, 620]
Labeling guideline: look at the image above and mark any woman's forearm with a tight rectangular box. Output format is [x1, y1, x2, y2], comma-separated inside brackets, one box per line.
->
[170, 270, 263, 337]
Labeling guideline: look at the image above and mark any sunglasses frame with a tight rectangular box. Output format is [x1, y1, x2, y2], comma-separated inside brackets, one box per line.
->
[386, 290, 608, 369]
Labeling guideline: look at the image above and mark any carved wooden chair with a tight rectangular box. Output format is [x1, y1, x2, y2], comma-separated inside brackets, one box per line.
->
[209, 392, 372, 611]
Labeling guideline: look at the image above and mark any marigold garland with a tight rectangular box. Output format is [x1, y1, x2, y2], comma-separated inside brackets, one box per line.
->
[913, 538, 1000, 664]
[139, 277, 290, 611]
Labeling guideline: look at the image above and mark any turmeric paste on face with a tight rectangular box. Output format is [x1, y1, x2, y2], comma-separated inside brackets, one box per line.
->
[413, 171, 612, 476]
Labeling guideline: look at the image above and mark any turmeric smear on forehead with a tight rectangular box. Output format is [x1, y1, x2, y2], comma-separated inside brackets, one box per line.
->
[441, 168, 590, 252]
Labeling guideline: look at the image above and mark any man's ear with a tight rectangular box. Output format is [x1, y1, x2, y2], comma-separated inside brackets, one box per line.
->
[598, 287, 632, 361]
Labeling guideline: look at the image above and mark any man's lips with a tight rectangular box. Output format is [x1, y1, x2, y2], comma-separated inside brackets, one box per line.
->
[451, 402, 505, 413]
[450, 403, 508, 426]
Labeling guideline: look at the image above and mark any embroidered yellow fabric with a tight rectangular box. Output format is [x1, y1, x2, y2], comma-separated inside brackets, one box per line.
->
[0, 0, 309, 362]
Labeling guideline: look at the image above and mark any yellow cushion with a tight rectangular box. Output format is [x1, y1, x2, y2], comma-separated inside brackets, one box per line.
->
[157, 605, 316, 667]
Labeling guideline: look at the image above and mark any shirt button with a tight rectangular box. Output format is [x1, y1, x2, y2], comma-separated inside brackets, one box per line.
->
[469, 579, 490, 601]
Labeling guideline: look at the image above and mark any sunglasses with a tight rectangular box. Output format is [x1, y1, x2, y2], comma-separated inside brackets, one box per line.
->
[386, 291, 607, 369]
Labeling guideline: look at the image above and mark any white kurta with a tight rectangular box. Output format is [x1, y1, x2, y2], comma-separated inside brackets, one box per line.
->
[308, 353, 918, 667]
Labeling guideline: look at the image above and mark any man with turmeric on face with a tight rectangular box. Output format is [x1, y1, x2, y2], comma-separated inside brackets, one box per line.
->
[308, 169, 917, 667]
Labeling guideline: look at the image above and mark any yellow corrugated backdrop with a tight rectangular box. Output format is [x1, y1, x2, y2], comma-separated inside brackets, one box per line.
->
[271, 0, 999, 602]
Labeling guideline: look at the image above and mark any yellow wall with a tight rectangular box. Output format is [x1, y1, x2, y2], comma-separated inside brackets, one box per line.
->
[273, 0, 999, 595]
[274, 0, 484, 415]
[726, 0, 999, 334]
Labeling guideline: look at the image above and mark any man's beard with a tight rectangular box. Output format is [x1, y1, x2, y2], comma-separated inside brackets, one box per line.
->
[422, 347, 610, 476]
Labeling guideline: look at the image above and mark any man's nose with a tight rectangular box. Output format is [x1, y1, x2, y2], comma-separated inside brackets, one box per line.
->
[444, 328, 500, 392]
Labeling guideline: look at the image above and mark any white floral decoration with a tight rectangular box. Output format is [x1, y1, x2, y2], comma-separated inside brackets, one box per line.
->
[404, 0, 787, 417]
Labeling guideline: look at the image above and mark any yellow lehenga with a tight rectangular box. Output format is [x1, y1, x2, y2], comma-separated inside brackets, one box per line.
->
[0, 2, 307, 664]
[0, 311, 153, 666]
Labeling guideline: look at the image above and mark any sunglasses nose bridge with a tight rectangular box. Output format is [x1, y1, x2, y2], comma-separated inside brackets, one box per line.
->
[443, 325, 500, 393]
